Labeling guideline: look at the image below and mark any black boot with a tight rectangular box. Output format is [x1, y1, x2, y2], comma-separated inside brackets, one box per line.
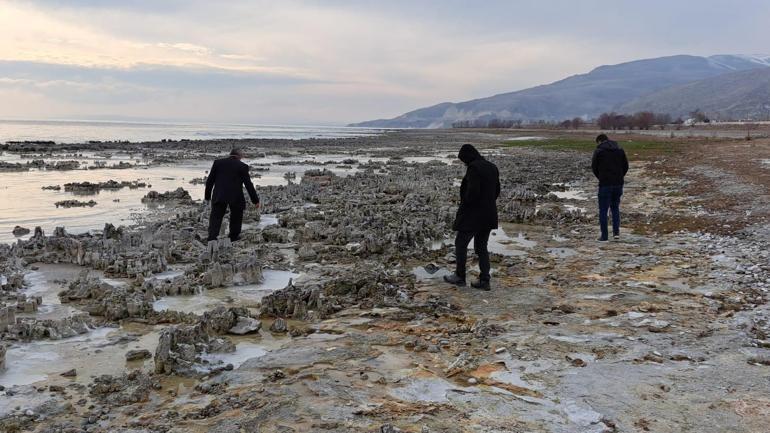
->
[471, 279, 490, 291]
[443, 273, 466, 286]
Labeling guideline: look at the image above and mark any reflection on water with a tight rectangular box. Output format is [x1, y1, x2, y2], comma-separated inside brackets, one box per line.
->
[551, 189, 588, 200]
[484, 228, 534, 257]
[0, 327, 158, 387]
[153, 270, 299, 314]
[547, 247, 578, 259]
[201, 341, 268, 369]
[0, 120, 382, 143]
[20, 264, 86, 320]
[412, 265, 451, 281]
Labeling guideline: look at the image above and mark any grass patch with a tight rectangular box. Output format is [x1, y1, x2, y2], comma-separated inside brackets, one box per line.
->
[502, 137, 677, 155]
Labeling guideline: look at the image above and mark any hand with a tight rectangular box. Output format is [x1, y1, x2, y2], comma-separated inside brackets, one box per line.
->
[254, 202, 261, 209]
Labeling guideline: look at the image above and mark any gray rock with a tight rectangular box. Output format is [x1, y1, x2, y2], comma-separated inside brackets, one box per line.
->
[269, 318, 288, 333]
[228, 316, 262, 335]
[125, 349, 152, 361]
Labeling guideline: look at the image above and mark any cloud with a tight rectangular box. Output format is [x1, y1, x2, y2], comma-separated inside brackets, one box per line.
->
[2, 0, 770, 124]
[155, 42, 211, 56]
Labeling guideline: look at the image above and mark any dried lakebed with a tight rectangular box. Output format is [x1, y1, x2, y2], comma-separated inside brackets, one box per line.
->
[0, 131, 769, 433]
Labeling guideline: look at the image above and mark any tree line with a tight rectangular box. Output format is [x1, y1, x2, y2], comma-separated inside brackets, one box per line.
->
[451, 119, 523, 128]
[451, 109, 711, 130]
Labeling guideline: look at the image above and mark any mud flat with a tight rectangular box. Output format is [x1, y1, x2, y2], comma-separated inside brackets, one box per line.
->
[0, 130, 769, 432]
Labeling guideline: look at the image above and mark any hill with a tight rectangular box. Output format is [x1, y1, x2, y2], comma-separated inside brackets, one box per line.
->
[350, 55, 770, 127]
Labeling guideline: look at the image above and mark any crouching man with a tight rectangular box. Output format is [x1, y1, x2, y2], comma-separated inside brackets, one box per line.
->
[204, 148, 260, 242]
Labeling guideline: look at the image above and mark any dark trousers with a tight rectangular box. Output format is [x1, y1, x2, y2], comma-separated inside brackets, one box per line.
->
[598, 185, 623, 239]
[208, 201, 245, 241]
[455, 229, 492, 281]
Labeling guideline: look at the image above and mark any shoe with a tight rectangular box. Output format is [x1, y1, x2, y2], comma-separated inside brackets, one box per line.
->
[471, 280, 491, 291]
[229, 235, 241, 242]
[443, 273, 466, 286]
[613, 234, 620, 240]
[598, 237, 608, 242]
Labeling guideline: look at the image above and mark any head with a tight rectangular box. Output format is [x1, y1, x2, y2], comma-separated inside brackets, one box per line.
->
[458, 144, 482, 165]
[595, 134, 609, 145]
[230, 148, 245, 159]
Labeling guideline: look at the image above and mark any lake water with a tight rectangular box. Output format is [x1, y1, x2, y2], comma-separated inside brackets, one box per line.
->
[0, 119, 383, 143]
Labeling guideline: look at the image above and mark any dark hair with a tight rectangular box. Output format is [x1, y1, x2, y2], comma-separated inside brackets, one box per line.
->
[230, 148, 244, 157]
[595, 134, 608, 144]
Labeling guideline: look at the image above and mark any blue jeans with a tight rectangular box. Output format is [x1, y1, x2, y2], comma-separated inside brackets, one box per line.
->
[598, 185, 623, 239]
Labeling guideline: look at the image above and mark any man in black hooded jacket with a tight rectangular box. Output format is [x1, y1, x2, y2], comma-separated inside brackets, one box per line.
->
[591, 134, 629, 241]
[444, 144, 500, 290]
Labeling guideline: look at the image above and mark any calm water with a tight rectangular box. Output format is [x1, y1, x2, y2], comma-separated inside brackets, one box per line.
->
[0, 119, 383, 143]
[0, 151, 451, 244]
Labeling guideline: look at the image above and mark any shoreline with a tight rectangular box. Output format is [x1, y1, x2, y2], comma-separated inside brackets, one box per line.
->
[0, 129, 769, 432]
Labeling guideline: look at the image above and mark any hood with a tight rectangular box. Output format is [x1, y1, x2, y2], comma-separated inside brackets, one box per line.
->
[597, 140, 620, 151]
[458, 144, 482, 164]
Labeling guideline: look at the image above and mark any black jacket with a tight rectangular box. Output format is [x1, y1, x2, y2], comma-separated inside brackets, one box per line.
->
[204, 156, 259, 205]
[591, 140, 629, 186]
[453, 145, 500, 232]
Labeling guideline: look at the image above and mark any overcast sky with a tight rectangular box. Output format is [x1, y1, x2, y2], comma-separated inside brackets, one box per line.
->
[1, 0, 769, 125]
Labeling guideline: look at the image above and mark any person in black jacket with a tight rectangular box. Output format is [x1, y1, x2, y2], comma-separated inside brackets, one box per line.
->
[591, 134, 629, 241]
[444, 144, 501, 291]
[204, 148, 260, 242]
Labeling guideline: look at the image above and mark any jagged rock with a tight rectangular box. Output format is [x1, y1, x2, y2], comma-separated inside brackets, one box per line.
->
[297, 244, 317, 260]
[54, 199, 97, 208]
[423, 263, 439, 274]
[269, 318, 288, 333]
[59, 272, 153, 321]
[154, 307, 254, 375]
[89, 370, 159, 405]
[260, 267, 413, 320]
[12, 226, 30, 236]
[63, 180, 147, 193]
[0, 306, 16, 332]
[125, 349, 152, 361]
[7, 314, 93, 340]
[228, 316, 262, 335]
[262, 226, 291, 243]
[141, 187, 192, 203]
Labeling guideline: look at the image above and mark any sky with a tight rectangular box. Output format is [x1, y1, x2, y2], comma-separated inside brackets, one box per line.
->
[0, 0, 769, 125]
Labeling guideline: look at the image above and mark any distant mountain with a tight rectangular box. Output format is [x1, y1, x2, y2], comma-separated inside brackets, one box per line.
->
[619, 66, 770, 120]
[350, 55, 770, 128]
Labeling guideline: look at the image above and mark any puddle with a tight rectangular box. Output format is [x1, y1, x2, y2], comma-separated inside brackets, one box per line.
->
[551, 190, 588, 200]
[147, 269, 185, 281]
[201, 341, 269, 369]
[390, 377, 474, 403]
[582, 293, 624, 301]
[153, 270, 299, 314]
[20, 265, 85, 320]
[431, 228, 533, 257]
[563, 204, 586, 213]
[0, 326, 159, 387]
[412, 265, 451, 281]
[661, 278, 691, 291]
[547, 247, 578, 259]
[489, 370, 541, 390]
[484, 228, 534, 256]
[243, 213, 279, 231]
[506, 136, 545, 141]
[429, 238, 452, 251]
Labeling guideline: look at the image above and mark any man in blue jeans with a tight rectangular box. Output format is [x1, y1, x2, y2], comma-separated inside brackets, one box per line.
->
[591, 134, 629, 241]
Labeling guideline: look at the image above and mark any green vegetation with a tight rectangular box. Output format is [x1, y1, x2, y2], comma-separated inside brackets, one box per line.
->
[502, 137, 676, 155]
